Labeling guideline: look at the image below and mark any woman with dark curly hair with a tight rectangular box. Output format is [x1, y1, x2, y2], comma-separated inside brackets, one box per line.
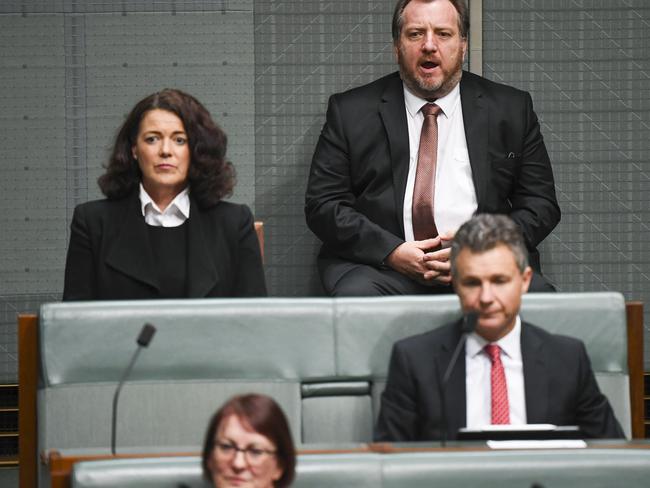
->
[202, 394, 296, 488]
[63, 89, 266, 300]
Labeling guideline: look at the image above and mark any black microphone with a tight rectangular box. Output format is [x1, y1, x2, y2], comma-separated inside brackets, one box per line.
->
[111, 323, 156, 455]
[438, 311, 478, 447]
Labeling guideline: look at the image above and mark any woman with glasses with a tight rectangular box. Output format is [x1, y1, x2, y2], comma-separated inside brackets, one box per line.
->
[202, 393, 296, 488]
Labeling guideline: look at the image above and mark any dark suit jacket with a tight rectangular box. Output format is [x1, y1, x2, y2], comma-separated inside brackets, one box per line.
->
[374, 320, 624, 441]
[305, 71, 560, 273]
[63, 193, 266, 300]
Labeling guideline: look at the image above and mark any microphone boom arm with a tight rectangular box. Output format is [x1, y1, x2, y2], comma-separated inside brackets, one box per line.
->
[110, 323, 156, 456]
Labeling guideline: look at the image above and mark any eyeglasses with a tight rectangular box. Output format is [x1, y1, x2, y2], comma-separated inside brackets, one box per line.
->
[214, 441, 277, 465]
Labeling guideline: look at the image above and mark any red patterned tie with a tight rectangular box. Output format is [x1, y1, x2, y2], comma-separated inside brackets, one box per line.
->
[412, 103, 442, 241]
[484, 344, 510, 424]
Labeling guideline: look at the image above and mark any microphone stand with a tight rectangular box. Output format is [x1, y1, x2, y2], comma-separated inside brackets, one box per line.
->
[111, 323, 156, 456]
[439, 312, 478, 447]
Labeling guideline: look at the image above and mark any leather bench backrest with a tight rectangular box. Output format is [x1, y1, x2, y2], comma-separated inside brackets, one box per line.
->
[39, 292, 630, 462]
[333, 293, 629, 436]
[71, 449, 650, 488]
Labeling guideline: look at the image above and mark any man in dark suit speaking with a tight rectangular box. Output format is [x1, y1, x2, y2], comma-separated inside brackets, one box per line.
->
[374, 214, 624, 441]
[305, 0, 560, 296]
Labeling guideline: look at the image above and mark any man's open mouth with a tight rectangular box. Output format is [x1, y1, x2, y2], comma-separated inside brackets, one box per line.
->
[420, 61, 439, 70]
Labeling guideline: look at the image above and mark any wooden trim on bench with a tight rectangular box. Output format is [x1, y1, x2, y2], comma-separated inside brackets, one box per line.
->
[625, 301, 644, 439]
[18, 313, 39, 488]
[254, 221, 264, 264]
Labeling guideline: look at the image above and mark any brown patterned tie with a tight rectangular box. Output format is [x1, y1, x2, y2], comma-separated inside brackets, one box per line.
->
[485, 344, 510, 424]
[412, 103, 442, 240]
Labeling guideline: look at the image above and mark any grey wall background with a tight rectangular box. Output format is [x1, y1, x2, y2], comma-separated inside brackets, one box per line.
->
[1, 0, 648, 381]
[481, 0, 650, 367]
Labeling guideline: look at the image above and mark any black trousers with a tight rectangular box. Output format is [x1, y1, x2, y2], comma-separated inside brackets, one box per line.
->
[319, 256, 556, 297]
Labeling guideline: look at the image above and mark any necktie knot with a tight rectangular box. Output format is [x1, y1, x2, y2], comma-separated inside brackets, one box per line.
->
[484, 344, 501, 363]
[421, 103, 441, 117]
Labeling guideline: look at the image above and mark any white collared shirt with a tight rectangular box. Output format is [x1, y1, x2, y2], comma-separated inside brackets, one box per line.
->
[402, 83, 477, 240]
[139, 184, 190, 227]
[465, 316, 527, 428]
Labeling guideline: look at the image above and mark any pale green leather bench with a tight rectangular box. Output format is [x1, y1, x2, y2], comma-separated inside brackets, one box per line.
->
[33, 293, 635, 486]
[70, 448, 650, 488]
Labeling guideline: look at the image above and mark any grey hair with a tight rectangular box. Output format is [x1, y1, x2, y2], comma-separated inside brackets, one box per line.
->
[450, 214, 529, 278]
[391, 0, 470, 43]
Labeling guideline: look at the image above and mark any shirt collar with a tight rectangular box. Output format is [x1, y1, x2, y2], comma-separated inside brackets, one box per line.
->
[466, 315, 522, 360]
[139, 183, 191, 219]
[403, 81, 461, 119]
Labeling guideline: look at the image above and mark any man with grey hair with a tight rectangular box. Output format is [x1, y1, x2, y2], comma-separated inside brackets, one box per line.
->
[305, 0, 560, 296]
[375, 214, 623, 441]
[450, 213, 530, 280]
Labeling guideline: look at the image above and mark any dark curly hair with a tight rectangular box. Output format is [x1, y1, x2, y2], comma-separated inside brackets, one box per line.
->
[202, 394, 296, 488]
[98, 88, 235, 208]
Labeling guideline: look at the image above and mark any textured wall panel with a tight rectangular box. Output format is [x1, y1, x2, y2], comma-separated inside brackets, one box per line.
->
[483, 0, 650, 366]
[0, 12, 66, 381]
[82, 11, 255, 205]
[254, 1, 395, 296]
[0, 1, 247, 14]
[1, 1, 649, 381]
[0, 2, 253, 382]
[0, 14, 66, 296]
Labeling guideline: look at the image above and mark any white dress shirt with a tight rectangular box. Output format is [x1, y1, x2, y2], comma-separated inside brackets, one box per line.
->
[139, 184, 190, 227]
[465, 316, 527, 428]
[402, 83, 477, 240]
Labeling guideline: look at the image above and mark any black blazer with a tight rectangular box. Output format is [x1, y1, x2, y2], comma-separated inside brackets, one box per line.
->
[305, 71, 561, 272]
[63, 193, 266, 300]
[374, 320, 624, 441]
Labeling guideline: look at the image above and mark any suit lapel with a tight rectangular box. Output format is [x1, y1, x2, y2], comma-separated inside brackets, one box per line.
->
[105, 195, 160, 291]
[521, 322, 549, 423]
[460, 72, 489, 210]
[435, 321, 467, 438]
[379, 73, 410, 233]
[185, 199, 219, 298]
